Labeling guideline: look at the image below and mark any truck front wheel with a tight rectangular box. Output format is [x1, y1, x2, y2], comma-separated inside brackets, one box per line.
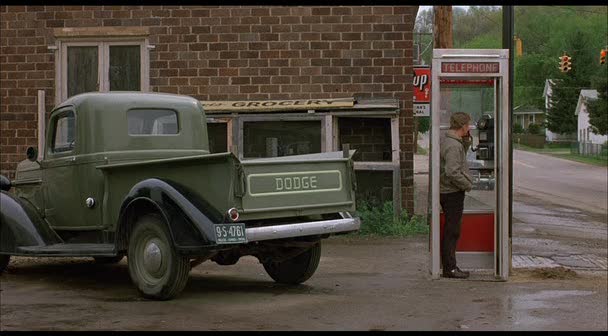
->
[127, 214, 190, 300]
[263, 241, 321, 284]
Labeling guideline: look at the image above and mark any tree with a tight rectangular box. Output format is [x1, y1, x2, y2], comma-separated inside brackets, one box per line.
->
[587, 68, 608, 135]
[416, 117, 430, 134]
[546, 30, 597, 134]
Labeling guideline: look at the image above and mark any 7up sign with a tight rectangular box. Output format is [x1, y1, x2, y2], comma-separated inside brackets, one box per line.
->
[413, 66, 431, 116]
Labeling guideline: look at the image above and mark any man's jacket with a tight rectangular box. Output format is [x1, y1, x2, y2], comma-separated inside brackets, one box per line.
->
[440, 130, 473, 193]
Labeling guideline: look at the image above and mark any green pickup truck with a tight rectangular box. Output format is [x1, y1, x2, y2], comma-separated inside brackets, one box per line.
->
[0, 92, 360, 300]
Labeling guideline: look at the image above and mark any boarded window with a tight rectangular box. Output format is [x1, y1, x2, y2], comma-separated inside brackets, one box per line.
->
[243, 121, 321, 158]
[127, 109, 178, 135]
[208, 123, 228, 153]
[338, 118, 391, 162]
[53, 111, 76, 153]
[355, 170, 393, 206]
[109, 45, 141, 91]
[67, 46, 98, 98]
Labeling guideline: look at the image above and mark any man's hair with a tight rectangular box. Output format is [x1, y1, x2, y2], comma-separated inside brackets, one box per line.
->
[450, 112, 471, 130]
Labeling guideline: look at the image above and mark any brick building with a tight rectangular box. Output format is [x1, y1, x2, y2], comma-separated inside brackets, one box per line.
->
[0, 5, 419, 214]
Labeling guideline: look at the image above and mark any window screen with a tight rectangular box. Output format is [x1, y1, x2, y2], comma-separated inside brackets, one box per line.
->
[109, 45, 141, 91]
[127, 109, 178, 135]
[53, 111, 76, 153]
[208, 123, 228, 153]
[67, 46, 98, 98]
[243, 121, 321, 158]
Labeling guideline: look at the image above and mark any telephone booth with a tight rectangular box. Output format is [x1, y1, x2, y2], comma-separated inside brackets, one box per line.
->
[429, 49, 511, 280]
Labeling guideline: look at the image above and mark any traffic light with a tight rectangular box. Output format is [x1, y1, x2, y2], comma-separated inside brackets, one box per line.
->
[601, 49, 606, 65]
[559, 54, 572, 72]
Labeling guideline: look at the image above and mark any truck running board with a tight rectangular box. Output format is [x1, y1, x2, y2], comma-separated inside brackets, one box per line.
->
[16, 244, 116, 257]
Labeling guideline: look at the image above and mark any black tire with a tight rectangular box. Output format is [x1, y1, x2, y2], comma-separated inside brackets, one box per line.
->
[93, 255, 124, 264]
[127, 214, 190, 300]
[0, 254, 10, 274]
[263, 241, 322, 284]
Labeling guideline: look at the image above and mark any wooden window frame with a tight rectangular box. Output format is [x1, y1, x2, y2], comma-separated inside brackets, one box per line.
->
[53, 37, 150, 105]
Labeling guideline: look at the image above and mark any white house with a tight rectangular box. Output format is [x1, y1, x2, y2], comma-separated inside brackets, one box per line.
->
[543, 79, 572, 142]
[576, 89, 606, 145]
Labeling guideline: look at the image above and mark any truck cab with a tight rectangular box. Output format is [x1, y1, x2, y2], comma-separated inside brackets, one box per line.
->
[0, 92, 360, 300]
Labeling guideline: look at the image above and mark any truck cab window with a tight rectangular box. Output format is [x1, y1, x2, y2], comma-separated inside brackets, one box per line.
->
[52, 111, 76, 153]
[127, 109, 178, 135]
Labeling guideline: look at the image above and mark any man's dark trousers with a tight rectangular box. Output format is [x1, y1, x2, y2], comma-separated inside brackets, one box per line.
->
[440, 190, 465, 271]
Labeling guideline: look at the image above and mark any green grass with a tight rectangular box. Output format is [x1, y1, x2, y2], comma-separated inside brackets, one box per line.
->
[514, 143, 607, 166]
[552, 153, 608, 166]
[352, 201, 429, 237]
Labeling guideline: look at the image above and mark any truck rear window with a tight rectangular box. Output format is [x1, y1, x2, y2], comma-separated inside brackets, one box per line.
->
[127, 109, 178, 135]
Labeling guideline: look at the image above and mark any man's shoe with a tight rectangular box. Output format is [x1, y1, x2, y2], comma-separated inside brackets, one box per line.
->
[442, 268, 469, 279]
[455, 267, 470, 277]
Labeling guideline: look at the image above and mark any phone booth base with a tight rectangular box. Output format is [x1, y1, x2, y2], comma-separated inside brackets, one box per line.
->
[440, 211, 494, 270]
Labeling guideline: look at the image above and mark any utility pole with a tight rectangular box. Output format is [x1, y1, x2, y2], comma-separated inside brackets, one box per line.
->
[418, 6, 452, 154]
[433, 6, 453, 48]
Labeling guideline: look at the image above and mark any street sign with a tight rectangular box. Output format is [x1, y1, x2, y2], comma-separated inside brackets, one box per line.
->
[413, 66, 431, 117]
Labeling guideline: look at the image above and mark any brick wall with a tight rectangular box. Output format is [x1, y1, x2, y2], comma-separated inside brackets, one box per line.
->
[0, 5, 417, 214]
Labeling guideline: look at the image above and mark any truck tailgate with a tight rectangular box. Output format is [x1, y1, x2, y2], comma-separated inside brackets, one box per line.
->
[239, 151, 356, 219]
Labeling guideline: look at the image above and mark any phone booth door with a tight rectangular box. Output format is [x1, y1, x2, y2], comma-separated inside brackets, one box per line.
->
[429, 49, 511, 281]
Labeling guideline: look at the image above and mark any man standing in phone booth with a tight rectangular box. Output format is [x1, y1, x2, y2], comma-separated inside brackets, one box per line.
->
[440, 112, 473, 279]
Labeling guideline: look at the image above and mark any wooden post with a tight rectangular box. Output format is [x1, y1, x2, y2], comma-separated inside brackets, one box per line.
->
[433, 6, 453, 49]
[37, 90, 45, 161]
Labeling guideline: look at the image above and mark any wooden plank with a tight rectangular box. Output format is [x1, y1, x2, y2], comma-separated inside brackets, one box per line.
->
[37, 90, 45, 161]
[323, 115, 333, 152]
[391, 116, 402, 218]
[202, 97, 354, 113]
[353, 161, 394, 171]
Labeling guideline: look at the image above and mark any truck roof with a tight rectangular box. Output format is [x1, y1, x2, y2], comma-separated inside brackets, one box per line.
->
[55, 92, 200, 113]
[51, 92, 209, 154]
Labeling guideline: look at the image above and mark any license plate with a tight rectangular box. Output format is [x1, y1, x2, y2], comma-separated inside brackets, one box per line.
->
[214, 223, 247, 244]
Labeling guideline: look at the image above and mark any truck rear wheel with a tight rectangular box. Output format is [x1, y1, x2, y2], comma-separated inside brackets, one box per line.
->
[127, 214, 190, 300]
[0, 255, 10, 274]
[263, 241, 321, 284]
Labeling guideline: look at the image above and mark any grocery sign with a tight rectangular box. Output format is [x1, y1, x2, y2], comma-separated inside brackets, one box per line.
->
[413, 66, 431, 117]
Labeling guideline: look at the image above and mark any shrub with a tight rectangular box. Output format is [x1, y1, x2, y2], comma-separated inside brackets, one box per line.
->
[513, 122, 524, 134]
[527, 123, 542, 135]
[354, 201, 429, 236]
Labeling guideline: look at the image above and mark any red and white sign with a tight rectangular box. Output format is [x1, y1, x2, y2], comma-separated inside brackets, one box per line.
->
[441, 62, 499, 73]
[413, 66, 431, 116]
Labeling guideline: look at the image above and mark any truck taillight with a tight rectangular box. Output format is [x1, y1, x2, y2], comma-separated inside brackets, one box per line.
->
[227, 208, 239, 222]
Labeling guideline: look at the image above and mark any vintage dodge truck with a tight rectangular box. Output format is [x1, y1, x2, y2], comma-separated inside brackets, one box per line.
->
[0, 92, 360, 300]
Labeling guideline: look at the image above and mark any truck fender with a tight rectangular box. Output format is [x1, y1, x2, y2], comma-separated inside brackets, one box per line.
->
[0, 191, 62, 253]
[115, 178, 223, 251]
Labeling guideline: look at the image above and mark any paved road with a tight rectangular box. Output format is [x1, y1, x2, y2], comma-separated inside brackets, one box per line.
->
[513, 149, 607, 216]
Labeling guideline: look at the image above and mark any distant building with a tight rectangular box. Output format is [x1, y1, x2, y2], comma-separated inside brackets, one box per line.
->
[513, 105, 544, 130]
[575, 89, 606, 145]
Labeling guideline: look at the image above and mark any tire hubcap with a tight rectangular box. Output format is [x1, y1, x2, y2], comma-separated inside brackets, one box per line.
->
[142, 240, 163, 275]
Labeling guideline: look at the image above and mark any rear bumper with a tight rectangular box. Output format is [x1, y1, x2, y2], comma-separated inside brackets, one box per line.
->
[245, 217, 361, 242]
